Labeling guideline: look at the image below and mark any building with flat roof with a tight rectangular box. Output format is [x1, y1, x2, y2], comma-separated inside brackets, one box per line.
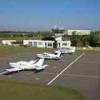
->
[23, 39, 71, 49]
[23, 40, 54, 48]
[1, 40, 17, 46]
[67, 29, 91, 35]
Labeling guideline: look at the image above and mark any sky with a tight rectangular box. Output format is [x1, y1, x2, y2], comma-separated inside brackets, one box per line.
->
[0, 0, 100, 31]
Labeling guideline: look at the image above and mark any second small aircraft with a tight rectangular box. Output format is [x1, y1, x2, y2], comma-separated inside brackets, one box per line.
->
[37, 50, 62, 60]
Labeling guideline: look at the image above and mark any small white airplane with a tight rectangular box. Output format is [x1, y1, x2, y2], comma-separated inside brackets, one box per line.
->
[37, 51, 62, 60]
[5, 58, 48, 73]
[58, 47, 76, 54]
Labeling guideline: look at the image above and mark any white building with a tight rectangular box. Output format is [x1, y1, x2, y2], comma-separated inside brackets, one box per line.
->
[1, 36, 72, 49]
[57, 41, 71, 48]
[55, 36, 62, 41]
[67, 29, 91, 35]
[23, 40, 54, 48]
[54, 33, 64, 37]
[23, 39, 71, 49]
[55, 37, 71, 48]
[1, 40, 17, 46]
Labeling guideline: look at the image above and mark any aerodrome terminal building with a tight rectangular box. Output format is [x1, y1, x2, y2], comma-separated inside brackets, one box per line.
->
[1, 37, 71, 49]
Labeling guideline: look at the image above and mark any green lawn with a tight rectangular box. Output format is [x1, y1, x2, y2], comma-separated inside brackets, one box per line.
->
[0, 80, 86, 100]
[0, 45, 99, 57]
[76, 47, 100, 53]
[0, 46, 54, 57]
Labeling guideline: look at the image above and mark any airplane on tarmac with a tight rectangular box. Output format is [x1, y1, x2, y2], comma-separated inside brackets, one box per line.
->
[58, 47, 76, 54]
[37, 50, 62, 60]
[4, 58, 48, 74]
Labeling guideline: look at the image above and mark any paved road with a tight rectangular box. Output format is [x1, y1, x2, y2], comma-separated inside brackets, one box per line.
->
[0, 52, 100, 100]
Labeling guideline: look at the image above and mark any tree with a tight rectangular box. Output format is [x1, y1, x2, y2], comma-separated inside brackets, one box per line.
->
[70, 31, 90, 47]
[89, 32, 100, 47]
[70, 31, 80, 46]
[80, 35, 89, 46]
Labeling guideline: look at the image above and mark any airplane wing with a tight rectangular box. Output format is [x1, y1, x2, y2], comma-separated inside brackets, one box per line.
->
[35, 64, 48, 70]
[37, 53, 51, 59]
[63, 47, 76, 53]
[37, 54, 45, 58]
[43, 53, 55, 57]
[28, 60, 37, 64]
[6, 67, 22, 72]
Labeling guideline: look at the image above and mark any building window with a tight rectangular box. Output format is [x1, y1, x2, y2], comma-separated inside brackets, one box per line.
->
[48, 43, 53, 47]
[62, 43, 67, 46]
[38, 42, 43, 45]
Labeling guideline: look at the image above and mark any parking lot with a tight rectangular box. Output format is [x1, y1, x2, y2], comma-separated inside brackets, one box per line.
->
[0, 52, 100, 100]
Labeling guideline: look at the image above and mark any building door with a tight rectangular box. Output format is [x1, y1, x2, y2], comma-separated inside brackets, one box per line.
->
[34, 42, 37, 47]
[29, 42, 32, 46]
[45, 43, 47, 48]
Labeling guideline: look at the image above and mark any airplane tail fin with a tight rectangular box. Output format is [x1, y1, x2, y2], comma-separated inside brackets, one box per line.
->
[35, 58, 45, 66]
[55, 51, 62, 57]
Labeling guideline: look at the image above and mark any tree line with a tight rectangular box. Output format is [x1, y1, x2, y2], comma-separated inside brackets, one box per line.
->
[0, 31, 100, 47]
[0, 31, 53, 37]
[69, 31, 100, 47]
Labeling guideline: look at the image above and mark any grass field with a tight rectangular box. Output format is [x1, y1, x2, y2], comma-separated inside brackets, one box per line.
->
[0, 80, 86, 100]
[0, 45, 99, 57]
[0, 46, 54, 57]
[76, 47, 100, 51]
